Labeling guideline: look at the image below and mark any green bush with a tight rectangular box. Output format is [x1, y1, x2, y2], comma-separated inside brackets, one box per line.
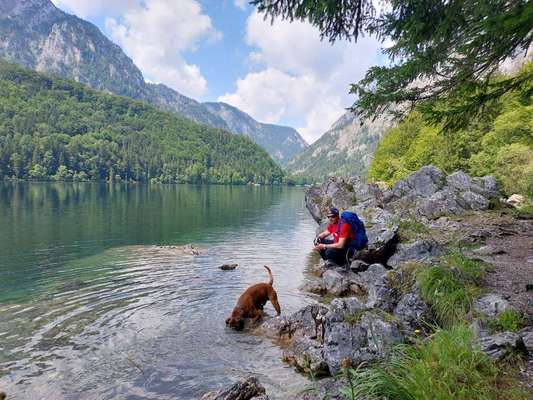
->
[342, 325, 525, 400]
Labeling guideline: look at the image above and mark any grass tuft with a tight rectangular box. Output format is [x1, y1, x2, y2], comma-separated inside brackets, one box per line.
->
[417, 266, 473, 328]
[487, 310, 528, 333]
[444, 251, 487, 285]
[340, 325, 529, 400]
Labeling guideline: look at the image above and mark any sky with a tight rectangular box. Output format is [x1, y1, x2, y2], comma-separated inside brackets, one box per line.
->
[51, 0, 385, 144]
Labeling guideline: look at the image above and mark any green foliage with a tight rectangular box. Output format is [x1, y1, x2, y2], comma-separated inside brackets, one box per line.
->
[417, 266, 473, 329]
[486, 310, 528, 333]
[253, 1, 533, 129]
[444, 252, 486, 286]
[341, 325, 522, 400]
[0, 61, 284, 184]
[369, 66, 533, 198]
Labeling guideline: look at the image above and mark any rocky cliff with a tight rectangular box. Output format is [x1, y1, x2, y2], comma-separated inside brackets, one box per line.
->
[286, 110, 393, 180]
[0, 0, 307, 164]
[203, 102, 307, 165]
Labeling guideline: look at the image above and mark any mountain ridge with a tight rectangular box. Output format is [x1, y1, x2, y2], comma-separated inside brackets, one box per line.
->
[286, 110, 393, 180]
[0, 0, 307, 164]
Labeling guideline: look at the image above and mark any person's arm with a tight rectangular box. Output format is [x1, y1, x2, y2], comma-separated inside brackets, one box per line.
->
[317, 229, 330, 240]
[319, 237, 346, 250]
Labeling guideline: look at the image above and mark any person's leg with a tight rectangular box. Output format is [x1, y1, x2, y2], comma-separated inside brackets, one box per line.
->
[318, 239, 334, 260]
[323, 248, 348, 265]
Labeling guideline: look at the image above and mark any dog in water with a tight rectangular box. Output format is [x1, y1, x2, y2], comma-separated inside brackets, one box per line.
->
[226, 265, 281, 330]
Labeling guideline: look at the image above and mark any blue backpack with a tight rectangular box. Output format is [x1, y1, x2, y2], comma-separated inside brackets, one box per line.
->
[337, 211, 368, 250]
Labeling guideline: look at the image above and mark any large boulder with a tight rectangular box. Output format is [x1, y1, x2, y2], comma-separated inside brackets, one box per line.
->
[348, 206, 399, 264]
[323, 310, 404, 374]
[350, 264, 398, 312]
[387, 240, 442, 268]
[259, 304, 328, 340]
[282, 336, 329, 376]
[386, 167, 500, 219]
[199, 377, 268, 400]
[322, 269, 353, 296]
[305, 177, 356, 223]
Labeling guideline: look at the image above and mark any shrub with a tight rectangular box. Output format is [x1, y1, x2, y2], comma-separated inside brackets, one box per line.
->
[342, 326, 507, 400]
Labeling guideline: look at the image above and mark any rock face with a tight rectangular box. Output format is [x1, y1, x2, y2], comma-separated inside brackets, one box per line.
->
[203, 102, 307, 165]
[286, 110, 394, 180]
[199, 377, 268, 400]
[474, 293, 514, 319]
[0, 0, 307, 164]
[387, 240, 442, 268]
[477, 332, 526, 359]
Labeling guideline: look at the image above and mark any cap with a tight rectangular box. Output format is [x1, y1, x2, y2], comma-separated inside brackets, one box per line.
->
[327, 207, 339, 217]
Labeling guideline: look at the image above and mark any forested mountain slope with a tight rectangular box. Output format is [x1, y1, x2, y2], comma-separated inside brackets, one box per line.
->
[286, 111, 393, 181]
[0, 0, 307, 164]
[0, 61, 284, 184]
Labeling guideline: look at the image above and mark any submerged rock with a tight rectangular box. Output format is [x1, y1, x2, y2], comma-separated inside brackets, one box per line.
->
[219, 264, 238, 270]
[199, 376, 268, 400]
[282, 336, 329, 376]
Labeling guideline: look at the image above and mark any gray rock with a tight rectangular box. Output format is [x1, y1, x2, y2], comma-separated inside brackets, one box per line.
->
[259, 304, 328, 340]
[360, 312, 404, 356]
[299, 377, 346, 400]
[349, 206, 399, 264]
[305, 177, 356, 223]
[299, 280, 327, 295]
[457, 190, 490, 211]
[474, 293, 514, 318]
[323, 269, 351, 296]
[519, 327, 533, 354]
[477, 332, 525, 359]
[350, 264, 398, 311]
[282, 336, 329, 376]
[391, 165, 446, 199]
[387, 240, 442, 268]
[200, 376, 268, 400]
[328, 297, 366, 322]
[393, 286, 431, 331]
[323, 311, 404, 374]
[349, 259, 369, 272]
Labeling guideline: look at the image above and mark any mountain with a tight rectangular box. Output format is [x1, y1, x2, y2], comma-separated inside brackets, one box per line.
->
[286, 111, 393, 180]
[203, 102, 307, 164]
[0, 0, 307, 163]
[0, 60, 284, 184]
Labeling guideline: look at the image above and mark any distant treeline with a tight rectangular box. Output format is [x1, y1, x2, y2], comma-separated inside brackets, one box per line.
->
[0, 61, 284, 184]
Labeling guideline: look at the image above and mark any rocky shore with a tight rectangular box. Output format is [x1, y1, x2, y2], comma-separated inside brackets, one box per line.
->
[201, 165, 532, 399]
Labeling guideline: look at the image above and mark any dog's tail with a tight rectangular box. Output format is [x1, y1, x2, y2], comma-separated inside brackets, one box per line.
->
[264, 265, 273, 285]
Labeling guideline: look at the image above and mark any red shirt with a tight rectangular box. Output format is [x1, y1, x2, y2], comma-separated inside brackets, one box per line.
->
[327, 221, 353, 244]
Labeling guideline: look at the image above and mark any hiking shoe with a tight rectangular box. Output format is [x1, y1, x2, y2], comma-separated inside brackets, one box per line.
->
[323, 260, 339, 269]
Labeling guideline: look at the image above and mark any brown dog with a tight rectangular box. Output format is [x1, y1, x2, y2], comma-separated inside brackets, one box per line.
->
[226, 265, 281, 330]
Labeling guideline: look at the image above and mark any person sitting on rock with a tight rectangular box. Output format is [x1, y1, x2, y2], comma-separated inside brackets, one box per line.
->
[313, 207, 353, 267]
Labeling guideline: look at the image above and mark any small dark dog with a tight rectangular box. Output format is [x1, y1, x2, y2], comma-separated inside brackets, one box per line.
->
[226, 265, 281, 330]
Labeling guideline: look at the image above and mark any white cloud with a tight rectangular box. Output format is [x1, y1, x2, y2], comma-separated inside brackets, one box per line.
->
[219, 11, 382, 143]
[105, 0, 220, 98]
[52, 0, 137, 18]
[234, 0, 247, 10]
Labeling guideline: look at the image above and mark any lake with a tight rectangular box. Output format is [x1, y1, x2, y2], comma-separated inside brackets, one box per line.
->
[0, 182, 322, 399]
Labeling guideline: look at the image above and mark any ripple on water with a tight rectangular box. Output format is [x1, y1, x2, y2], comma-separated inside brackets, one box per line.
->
[0, 190, 318, 399]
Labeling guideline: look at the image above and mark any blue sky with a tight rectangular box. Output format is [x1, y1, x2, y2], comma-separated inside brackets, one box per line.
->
[51, 0, 384, 143]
